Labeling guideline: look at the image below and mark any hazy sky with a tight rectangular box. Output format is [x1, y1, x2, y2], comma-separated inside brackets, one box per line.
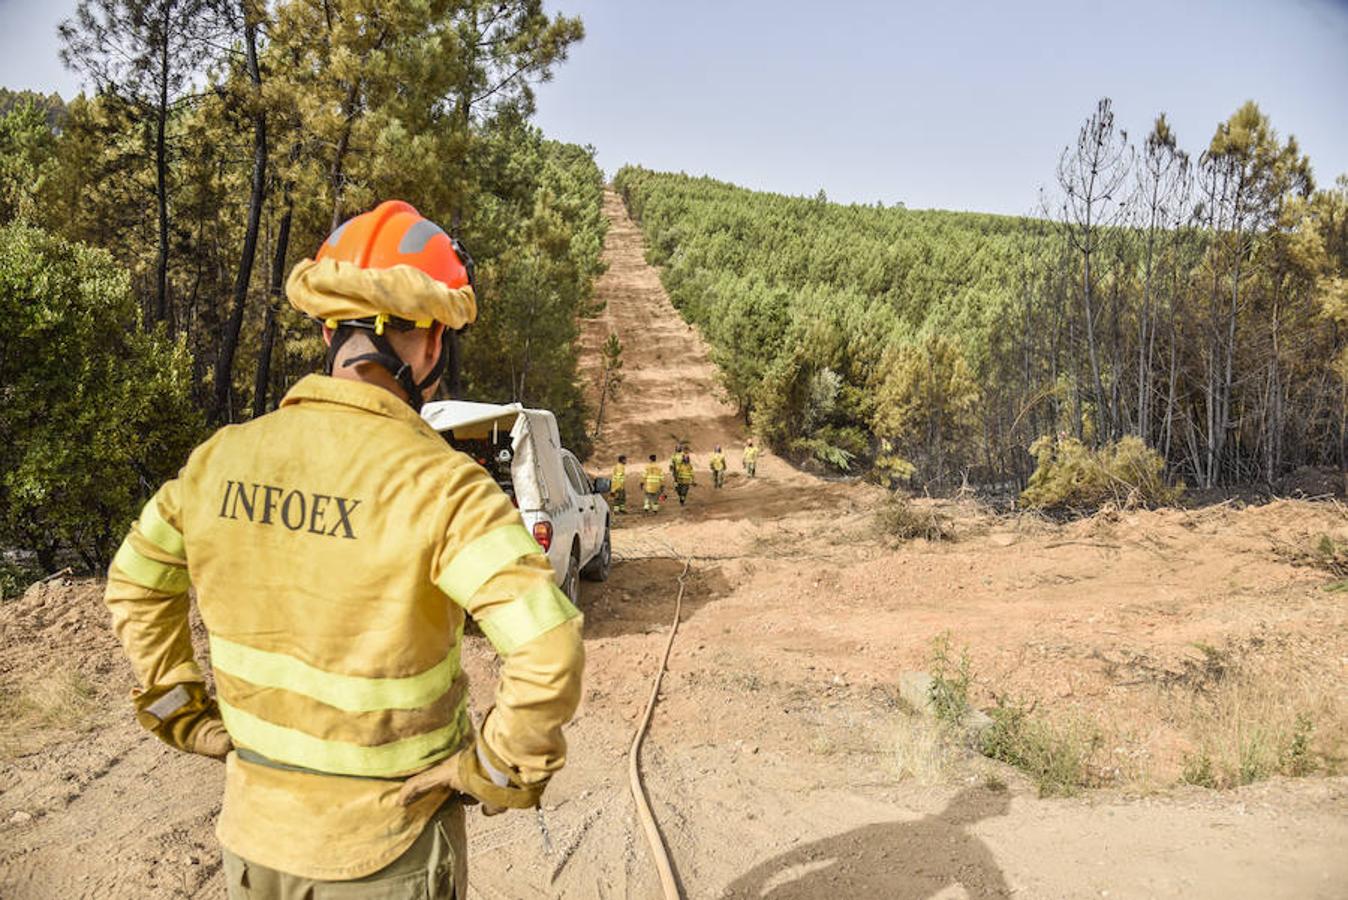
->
[4, 0, 1346, 215]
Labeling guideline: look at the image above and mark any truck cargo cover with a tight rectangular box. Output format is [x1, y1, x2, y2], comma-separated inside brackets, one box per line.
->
[421, 400, 570, 513]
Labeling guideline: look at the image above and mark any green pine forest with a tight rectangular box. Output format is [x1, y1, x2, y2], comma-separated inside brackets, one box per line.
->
[0, 1, 606, 576]
[614, 99, 1348, 495]
[0, 1, 1345, 581]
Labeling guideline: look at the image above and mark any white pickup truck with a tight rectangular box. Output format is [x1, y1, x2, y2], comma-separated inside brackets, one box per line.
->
[421, 400, 612, 603]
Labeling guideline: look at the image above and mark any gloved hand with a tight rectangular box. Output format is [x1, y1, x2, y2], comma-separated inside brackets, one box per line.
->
[398, 752, 468, 807]
[400, 743, 534, 814]
[398, 752, 506, 814]
[190, 718, 234, 760]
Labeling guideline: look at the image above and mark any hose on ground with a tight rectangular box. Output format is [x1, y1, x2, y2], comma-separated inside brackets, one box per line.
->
[627, 555, 689, 900]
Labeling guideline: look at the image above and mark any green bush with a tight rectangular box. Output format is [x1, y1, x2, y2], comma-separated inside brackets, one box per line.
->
[979, 695, 1101, 797]
[927, 633, 973, 727]
[788, 435, 857, 472]
[0, 223, 202, 571]
[1021, 435, 1183, 511]
[0, 557, 41, 601]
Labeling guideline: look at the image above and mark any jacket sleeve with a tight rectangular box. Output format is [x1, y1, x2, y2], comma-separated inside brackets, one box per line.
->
[104, 479, 220, 752]
[430, 462, 585, 809]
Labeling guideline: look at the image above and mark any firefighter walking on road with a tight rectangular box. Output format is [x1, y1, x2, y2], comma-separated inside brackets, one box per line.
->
[643, 454, 665, 513]
[709, 446, 727, 489]
[102, 200, 585, 900]
[673, 450, 696, 505]
[743, 439, 761, 478]
[611, 455, 627, 514]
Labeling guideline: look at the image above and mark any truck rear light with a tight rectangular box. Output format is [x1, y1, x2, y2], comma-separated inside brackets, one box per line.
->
[532, 520, 553, 552]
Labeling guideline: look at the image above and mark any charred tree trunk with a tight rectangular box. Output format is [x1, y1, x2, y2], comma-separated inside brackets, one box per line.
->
[253, 195, 292, 418]
[211, 4, 267, 424]
[152, 3, 171, 327]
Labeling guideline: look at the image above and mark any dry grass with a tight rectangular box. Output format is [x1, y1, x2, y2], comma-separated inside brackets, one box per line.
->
[892, 716, 964, 785]
[1273, 531, 1348, 580]
[1164, 660, 1342, 788]
[875, 497, 956, 542]
[0, 666, 99, 758]
[915, 629, 1345, 795]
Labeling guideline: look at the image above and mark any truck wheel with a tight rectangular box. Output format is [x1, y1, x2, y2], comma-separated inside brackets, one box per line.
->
[582, 524, 612, 582]
[563, 545, 581, 605]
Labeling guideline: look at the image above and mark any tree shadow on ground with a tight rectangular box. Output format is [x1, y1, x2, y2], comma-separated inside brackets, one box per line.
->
[721, 787, 1013, 899]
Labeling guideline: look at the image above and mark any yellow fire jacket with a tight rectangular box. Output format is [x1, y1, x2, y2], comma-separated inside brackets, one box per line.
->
[674, 458, 695, 485]
[104, 375, 584, 880]
[611, 463, 626, 491]
[709, 453, 726, 472]
[743, 445, 761, 464]
[643, 464, 665, 494]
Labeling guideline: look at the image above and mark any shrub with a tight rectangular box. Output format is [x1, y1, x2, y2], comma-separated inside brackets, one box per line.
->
[1020, 434, 1182, 511]
[875, 497, 955, 541]
[1180, 752, 1218, 788]
[872, 439, 917, 488]
[0, 557, 41, 601]
[928, 632, 973, 727]
[0, 223, 202, 571]
[979, 695, 1101, 797]
[789, 435, 856, 472]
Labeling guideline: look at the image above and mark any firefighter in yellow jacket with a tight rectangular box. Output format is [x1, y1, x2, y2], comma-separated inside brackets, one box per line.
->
[103, 200, 584, 899]
[610, 455, 627, 514]
[673, 450, 696, 505]
[743, 439, 761, 478]
[643, 454, 665, 513]
[709, 446, 727, 489]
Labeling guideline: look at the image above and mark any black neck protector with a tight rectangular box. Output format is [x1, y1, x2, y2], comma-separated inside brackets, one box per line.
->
[325, 320, 448, 412]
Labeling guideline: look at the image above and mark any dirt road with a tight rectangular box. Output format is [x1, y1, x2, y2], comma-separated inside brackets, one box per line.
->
[2, 189, 1346, 899]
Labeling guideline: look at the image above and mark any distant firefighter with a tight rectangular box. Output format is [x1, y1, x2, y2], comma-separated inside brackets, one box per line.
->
[709, 446, 727, 489]
[643, 454, 665, 513]
[743, 439, 760, 478]
[674, 450, 696, 505]
[611, 455, 627, 513]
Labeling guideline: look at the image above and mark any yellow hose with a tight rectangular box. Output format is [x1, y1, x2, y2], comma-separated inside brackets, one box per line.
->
[626, 556, 689, 900]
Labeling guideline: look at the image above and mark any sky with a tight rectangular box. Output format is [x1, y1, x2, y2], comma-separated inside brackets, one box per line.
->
[3, 0, 1345, 215]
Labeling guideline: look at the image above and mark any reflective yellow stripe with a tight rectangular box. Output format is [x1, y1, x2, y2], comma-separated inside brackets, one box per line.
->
[437, 525, 543, 606]
[209, 633, 461, 713]
[219, 700, 466, 778]
[477, 580, 580, 656]
[138, 497, 185, 559]
[112, 540, 190, 593]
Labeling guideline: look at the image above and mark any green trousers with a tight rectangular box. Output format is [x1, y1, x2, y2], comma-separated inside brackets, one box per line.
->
[612, 487, 627, 512]
[222, 801, 466, 899]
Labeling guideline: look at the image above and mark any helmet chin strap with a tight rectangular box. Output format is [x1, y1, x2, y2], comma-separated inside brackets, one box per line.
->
[326, 325, 448, 412]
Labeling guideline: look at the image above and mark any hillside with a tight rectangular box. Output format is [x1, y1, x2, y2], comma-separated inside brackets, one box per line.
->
[614, 151, 1348, 493]
[3, 186, 1346, 899]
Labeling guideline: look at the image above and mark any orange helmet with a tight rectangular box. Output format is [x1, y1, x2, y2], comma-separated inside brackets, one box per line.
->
[294, 200, 477, 410]
[317, 200, 474, 300]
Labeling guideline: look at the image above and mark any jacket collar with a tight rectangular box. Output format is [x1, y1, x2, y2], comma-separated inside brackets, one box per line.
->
[280, 374, 438, 436]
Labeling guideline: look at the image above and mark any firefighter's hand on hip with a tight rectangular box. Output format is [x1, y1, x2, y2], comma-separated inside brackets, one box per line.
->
[191, 718, 234, 760]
